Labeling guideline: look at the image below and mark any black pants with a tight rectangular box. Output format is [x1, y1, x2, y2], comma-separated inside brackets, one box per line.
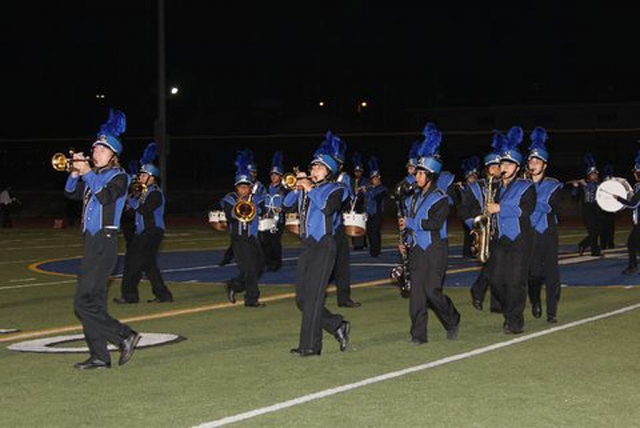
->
[352, 234, 367, 250]
[579, 204, 601, 256]
[296, 236, 344, 352]
[229, 236, 264, 304]
[528, 229, 561, 318]
[332, 226, 353, 305]
[408, 243, 460, 342]
[75, 230, 133, 363]
[489, 239, 528, 332]
[600, 211, 616, 249]
[260, 229, 283, 271]
[470, 262, 502, 312]
[366, 213, 383, 257]
[462, 222, 474, 258]
[120, 229, 172, 302]
[221, 244, 234, 264]
[1, 204, 12, 228]
[627, 224, 640, 267]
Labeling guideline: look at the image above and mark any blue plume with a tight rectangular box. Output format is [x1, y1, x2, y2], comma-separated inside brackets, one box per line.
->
[635, 150, 640, 166]
[505, 126, 524, 151]
[323, 130, 344, 161]
[140, 141, 158, 165]
[314, 138, 334, 157]
[234, 150, 250, 175]
[271, 151, 283, 169]
[584, 153, 596, 168]
[417, 129, 442, 158]
[352, 151, 363, 166]
[98, 108, 126, 138]
[127, 160, 138, 175]
[422, 122, 438, 137]
[368, 156, 379, 173]
[491, 130, 506, 152]
[408, 141, 420, 159]
[528, 127, 548, 152]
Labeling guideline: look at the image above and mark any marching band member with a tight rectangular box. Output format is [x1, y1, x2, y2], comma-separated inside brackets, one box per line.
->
[114, 160, 173, 304]
[569, 154, 602, 256]
[364, 156, 387, 257]
[284, 137, 351, 356]
[467, 148, 502, 312]
[399, 128, 460, 345]
[486, 126, 536, 334]
[330, 133, 361, 308]
[351, 152, 369, 251]
[63, 109, 140, 369]
[526, 127, 562, 323]
[458, 156, 481, 258]
[614, 151, 640, 275]
[423, 123, 457, 205]
[221, 151, 266, 308]
[260, 151, 287, 272]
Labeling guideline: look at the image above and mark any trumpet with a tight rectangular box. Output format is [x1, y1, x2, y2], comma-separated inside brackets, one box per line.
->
[51, 151, 92, 172]
[234, 195, 257, 223]
[282, 167, 302, 190]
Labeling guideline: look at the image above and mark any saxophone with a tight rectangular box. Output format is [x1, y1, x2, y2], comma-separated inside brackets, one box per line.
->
[471, 177, 495, 263]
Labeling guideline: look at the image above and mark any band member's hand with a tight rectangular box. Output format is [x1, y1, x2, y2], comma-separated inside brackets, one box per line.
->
[73, 152, 91, 175]
[398, 218, 406, 230]
[486, 203, 500, 214]
[398, 243, 406, 255]
[298, 178, 313, 192]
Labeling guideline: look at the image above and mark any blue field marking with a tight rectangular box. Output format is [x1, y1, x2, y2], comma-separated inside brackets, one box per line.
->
[33, 245, 639, 288]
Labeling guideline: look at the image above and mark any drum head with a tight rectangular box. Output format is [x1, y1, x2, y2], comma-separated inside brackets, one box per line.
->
[596, 180, 630, 212]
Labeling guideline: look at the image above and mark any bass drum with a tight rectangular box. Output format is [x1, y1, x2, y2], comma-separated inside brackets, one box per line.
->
[258, 217, 278, 232]
[208, 210, 228, 232]
[343, 211, 367, 237]
[285, 213, 300, 235]
[596, 178, 632, 213]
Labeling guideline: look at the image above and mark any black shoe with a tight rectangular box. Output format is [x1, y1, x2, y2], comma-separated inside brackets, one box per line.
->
[147, 297, 173, 303]
[224, 283, 236, 304]
[622, 266, 638, 275]
[290, 348, 321, 357]
[244, 301, 266, 308]
[112, 297, 138, 304]
[577, 244, 586, 256]
[118, 331, 141, 366]
[218, 257, 232, 267]
[410, 338, 427, 346]
[74, 358, 111, 370]
[338, 299, 361, 308]
[547, 315, 558, 324]
[472, 299, 483, 311]
[504, 324, 524, 335]
[334, 321, 351, 351]
[532, 302, 542, 319]
[447, 322, 460, 340]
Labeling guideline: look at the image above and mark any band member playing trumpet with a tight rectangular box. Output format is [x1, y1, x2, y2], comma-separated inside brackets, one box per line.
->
[260, 151, 288, 272]
[284, 138, 350, 356]
[568, 154, 602, 256]
[486, 127, 536, 334]
[613, 151, 640, 275]
[399, 129, 460, 345]
[221, 151, 266, 308]
[364, 156, 387, 257]
[114, 162, 173, 304]
[63, 109, 140, 369]
[526, 127, 562, 323]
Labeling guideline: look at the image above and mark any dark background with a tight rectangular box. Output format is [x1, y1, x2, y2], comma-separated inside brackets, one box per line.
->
[1, 1, 639, 216]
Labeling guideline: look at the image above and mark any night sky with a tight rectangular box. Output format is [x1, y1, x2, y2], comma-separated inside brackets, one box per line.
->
[1, 1, 639, 138]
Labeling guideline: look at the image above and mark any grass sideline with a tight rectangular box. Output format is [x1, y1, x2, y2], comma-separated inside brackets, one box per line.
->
[1, 224, 639, 427]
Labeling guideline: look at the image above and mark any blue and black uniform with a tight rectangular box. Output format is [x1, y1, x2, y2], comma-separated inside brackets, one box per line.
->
[364, 184, 387, 257]
[528, 177, 562, 320]
[64, 166, 135, 364]
[283, 181, 348, 352]
[221, 192, 265, 305]
[404, 185, 460, 343]
[488, 178, 536, 333]
[119, 183, 172, 303]
[260, 182, 287, 271]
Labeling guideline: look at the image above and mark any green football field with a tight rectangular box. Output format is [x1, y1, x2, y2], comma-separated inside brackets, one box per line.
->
[1, 224, 639, 427]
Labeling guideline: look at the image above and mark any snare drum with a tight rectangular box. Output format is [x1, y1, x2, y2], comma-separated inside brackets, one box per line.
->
[343, 211, 367, 237]
[596, 178, 632, 213]
[258, 217, 278, 232]
[285, 213, 300, 235]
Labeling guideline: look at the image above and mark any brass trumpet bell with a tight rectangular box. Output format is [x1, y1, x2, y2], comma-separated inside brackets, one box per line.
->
[282, 172, 297, 190]
[51, 153, 71, 172]
[234, 200, 257, 223]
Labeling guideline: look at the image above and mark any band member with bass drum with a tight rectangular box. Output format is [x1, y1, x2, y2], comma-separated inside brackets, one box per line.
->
[350, 152, 369, 251]
[398, 128, 460, 345]
[568, 154, 602, 257]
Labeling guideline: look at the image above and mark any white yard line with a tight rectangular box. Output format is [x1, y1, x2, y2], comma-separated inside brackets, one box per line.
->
[192, 302, 640, 428]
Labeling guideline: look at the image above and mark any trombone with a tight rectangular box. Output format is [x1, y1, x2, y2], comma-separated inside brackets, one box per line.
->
[51, 151, 92, 172]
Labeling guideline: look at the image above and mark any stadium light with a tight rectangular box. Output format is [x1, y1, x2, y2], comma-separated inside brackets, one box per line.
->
[170, 86, 179, 95]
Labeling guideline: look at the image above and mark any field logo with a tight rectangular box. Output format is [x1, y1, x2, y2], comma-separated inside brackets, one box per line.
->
[7, 332, 184, 353]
